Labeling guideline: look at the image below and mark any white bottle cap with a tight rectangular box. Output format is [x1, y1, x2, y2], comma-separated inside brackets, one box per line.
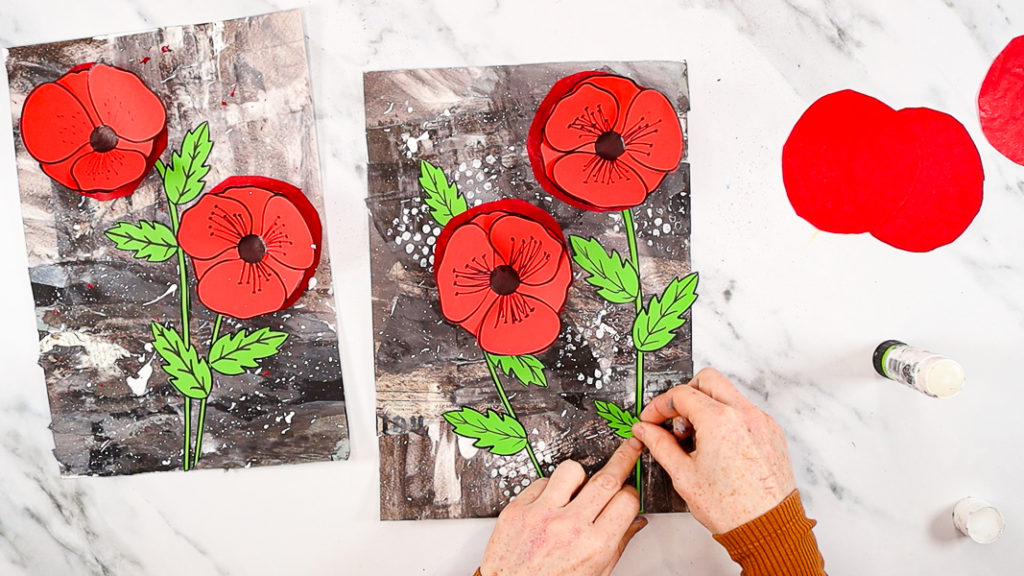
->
[953, 497, 1005, 544]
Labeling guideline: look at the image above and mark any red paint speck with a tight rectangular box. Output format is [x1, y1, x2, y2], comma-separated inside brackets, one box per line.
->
[220, 100, 227, 106]
[263, 371, 270, 377]
[229, 87, 236, 97]
[160, 45, 171, 53]
[86, 283, 95, 290]
[140, 56, 151, 64]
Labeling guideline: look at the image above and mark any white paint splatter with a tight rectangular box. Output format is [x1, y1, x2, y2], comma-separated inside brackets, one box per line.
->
[143, 284, 177, 306]
[284, 411, 295, 424]
[126, 360, 154, 396]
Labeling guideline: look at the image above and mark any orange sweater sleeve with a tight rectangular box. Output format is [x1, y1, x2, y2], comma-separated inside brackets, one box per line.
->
[713, 490, 826, 575]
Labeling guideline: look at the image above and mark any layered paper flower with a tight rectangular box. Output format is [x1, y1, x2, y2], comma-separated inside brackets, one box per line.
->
[177, 176, 322, 319]
[527, 72, 684, 211]
[20, 63, 167, 201]
[434, 199, 572, 355]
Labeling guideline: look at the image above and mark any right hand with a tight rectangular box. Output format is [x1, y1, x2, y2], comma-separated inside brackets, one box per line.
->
[631, 367, 796, 534]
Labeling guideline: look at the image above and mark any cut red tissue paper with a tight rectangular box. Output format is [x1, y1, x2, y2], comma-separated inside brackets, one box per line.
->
[979, 35, 1024, 165]
[782, 90, 984, 252]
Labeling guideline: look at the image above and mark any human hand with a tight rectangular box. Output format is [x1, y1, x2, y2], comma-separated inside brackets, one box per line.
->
[631, 367, 796, 534]
[478, 438, 648, 576]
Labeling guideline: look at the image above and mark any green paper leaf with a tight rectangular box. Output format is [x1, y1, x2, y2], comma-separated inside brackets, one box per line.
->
[419, 159, 467, 226]
[150, 322, 212, 399]
[105, 221, 178, 262]
[569, 235, 639, 304]
[442, 407, 527, 456]
[632, 272, 699, 353]
[594, 400, 638, 438]
[209, 327, 288, 375]
[162, 122, 213, 205]
[488, 353, 547, 387]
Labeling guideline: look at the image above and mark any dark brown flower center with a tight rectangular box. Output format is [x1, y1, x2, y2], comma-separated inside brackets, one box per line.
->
[489, 264, 521, 295]
[238, 234, 266, 263]
[595, 131, 625, 161]
[89, 125, 118, 153]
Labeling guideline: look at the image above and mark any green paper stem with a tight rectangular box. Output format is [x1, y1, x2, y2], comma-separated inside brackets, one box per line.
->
[622, 207, 645, 512]
[193, 314, 224, 468]
[485, 352, 545, 478]
[182, 398, 192, 472]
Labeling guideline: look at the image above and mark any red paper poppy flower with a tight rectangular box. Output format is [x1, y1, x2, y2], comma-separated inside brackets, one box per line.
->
[20, 63, 167, 201]
[434, 199, 572, 355]
[527, 72, 684, 212]
[177, 176, 322, 319]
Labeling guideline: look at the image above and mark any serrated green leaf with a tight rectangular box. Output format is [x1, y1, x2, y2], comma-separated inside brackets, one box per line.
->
[632, 272, 699, 352]
[419, 159, 467, 226]
[150, 322, 212, 399]
[488, 353, 547, 387]
[162, 122, 213, 205]
[209, 327, 288, 375]
[594, 400, 638, 438]
[569, 235, 639, 304]
[104, 221, 178, 262]
[442, 407, 527, 456]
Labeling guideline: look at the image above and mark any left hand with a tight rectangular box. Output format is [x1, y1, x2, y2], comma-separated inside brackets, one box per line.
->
[478, 437, 648, 576]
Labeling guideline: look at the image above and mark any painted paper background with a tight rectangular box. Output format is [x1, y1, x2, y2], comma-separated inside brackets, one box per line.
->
[5, 9, 349, 476]
[365, 61, 692, 519]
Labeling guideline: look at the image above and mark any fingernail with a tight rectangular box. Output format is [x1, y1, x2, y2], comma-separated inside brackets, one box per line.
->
[632, 516, 648, 530]
[631, 423, 644, 440]
[626, 436, 642, 451]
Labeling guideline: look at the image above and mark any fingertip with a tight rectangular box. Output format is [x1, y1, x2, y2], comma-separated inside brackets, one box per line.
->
[626, 436, 642, 451]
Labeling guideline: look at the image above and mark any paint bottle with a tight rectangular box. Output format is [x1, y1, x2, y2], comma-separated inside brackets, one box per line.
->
[872, 340, 964, 398]
[953, 497, 1004, 543]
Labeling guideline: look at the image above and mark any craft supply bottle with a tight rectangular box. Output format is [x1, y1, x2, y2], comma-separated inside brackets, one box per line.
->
[953, 497, 1004, 543]
[872, 340, 965, 398]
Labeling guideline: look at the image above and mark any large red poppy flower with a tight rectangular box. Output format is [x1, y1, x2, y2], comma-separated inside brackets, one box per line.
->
[434, 199, 572, 355]
[177, 176, 322, 319]
[20, 63, 167, 201]
[527, 72, 684, 212]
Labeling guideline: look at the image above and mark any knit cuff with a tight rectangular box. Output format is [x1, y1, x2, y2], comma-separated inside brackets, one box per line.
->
[713, 490, 826, 575]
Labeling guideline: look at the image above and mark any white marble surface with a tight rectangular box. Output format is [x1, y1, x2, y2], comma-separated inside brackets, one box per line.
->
[1, 0, 1022, 573]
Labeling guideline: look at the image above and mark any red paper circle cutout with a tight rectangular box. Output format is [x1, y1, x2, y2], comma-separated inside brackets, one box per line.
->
[979, 35, 1024, 165]
[783, 90, 984, 252]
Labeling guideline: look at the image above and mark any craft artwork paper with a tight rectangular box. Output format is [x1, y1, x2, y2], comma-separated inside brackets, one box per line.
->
[6, 10, 350, 476]
[365, 62, 697, 520]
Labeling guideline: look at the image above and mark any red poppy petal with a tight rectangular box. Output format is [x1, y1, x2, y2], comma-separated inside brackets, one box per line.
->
[191, 252, 234, 282]
[217, 186, 276, 232]
[550, 152, 649, 210]
[88, 64, 166, 142]
[196, 258, 288, 319]
[40, 147, 91, 190]
[436, 222, 501, 324]
[260, 194, 316, 270]
[516, 253, 572, 312]
[488, 214, 566, 287]
[56, 67, 101, 125]
[544, 82, 620, 153]
[70, 149, 147, 192]
[580, 76, 643, 132]
[621, 89, 683, 172]
[21, 83, 94, 163]
[115, 137, 154, 158]
[266, 253, 308, 298]
[477, 294, 561, 356]
[178, 194, 254, 259]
